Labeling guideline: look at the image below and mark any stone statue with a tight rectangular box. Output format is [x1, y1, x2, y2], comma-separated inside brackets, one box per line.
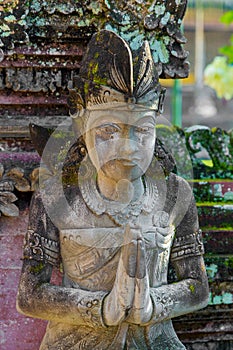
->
[17, 30, 209, 349]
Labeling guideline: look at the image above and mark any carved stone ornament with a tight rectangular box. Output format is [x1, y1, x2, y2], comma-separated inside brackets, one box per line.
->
[0, 163, 40, 216]
[16, 29, 209, 350]
[68, 29, 166, 124]
[23, 229, 60, 266]
[1, 1, 189, 80]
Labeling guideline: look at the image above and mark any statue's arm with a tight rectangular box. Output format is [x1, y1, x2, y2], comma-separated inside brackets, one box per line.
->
[149, 254, 209, 323]
[16, 192, 107, 328]
[150, 177, 209, 323]
[17, 260, 107, 327]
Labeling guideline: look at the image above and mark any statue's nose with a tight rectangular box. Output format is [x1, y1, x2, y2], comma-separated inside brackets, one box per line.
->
[120, 133, 138, 156]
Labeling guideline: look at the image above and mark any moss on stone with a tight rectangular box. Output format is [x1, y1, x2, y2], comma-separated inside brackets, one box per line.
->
[189, 284, 195, 293]
[30, 262, 45, 274]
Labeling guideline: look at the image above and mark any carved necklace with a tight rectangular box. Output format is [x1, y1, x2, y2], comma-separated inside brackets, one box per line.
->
[79, 157, 158, 226]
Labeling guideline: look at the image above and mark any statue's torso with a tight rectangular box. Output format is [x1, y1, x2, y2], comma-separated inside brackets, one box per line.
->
[39, 175, 186, 349]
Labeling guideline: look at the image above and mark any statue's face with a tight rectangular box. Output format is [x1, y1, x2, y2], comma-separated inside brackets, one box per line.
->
[84, 108, 156, 182]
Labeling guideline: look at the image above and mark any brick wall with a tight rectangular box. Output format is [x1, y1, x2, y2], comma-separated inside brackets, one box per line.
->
[0, 209, 64, 349]
[0, 211, 46, 350]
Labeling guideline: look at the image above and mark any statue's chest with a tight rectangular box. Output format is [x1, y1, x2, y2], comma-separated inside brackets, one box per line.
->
[59, 210, 175, 289]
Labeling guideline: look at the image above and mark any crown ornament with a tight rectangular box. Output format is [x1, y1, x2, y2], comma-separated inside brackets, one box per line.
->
[68, 30, 166, 121]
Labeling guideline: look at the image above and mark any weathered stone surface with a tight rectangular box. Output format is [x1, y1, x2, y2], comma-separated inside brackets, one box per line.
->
[1, 1, 189, 75]
[1, 1, 190, 120]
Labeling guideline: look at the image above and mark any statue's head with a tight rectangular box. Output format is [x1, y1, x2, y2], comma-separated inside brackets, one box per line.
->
[68, 30, 166, 181]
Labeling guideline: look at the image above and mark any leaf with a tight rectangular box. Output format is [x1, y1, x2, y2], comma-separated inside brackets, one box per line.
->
[14, 177, 31, 192]
[0, 180, 14, 192]
[5, 167, 24, 178]
[219, 46, 233, 64]
[220, 11, 233, 25]
[29, 167, 40, 191]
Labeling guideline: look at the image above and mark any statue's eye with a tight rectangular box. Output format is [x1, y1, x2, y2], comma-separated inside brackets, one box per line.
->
[135, 125, 153, 134]
[95, 124, 121, 138]
[135, 126, 149, 133]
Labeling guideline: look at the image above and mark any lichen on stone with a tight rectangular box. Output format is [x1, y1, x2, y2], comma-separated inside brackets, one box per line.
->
[1, 0, 189, 79]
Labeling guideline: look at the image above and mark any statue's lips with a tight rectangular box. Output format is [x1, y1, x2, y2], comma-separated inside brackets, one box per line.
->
[115, 159, 140, 166]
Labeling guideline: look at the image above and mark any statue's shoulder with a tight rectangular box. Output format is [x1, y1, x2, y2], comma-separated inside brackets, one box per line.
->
[166, 172, 193, 197]
[31, 172, 106, 231]
[37, 174, 83, 206]
[163, 173, 198, 229]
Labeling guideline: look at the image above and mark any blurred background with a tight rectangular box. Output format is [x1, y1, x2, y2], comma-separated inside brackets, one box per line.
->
[162, 0, 233, 130]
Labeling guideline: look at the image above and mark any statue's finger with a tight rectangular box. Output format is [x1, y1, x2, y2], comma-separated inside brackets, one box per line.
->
[136, 238, 147, 279]
[123, 224, 133, 245]
[122, 239, 137, 277]
[156, 226, 174, 237]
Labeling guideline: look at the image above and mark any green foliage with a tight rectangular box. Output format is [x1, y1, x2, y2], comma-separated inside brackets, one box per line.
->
[220, 11, 233, 26]
[219, 11, 233, 64]
[219, 42, 233, 64]
[204, 11, 233, 100]
[30, 261, 45, 274]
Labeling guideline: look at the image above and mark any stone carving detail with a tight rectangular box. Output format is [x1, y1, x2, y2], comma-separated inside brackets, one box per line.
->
[103, 0, 189, 78]
[1, 124, 232, 218]
[77, 297, 104, 328]
[23, 229, 60, 266]
[0, 163, 40, 216]
[0, 0, 29, 50]
[171, 230, 205, 262]
[1, 1, 189, 119]
[186, 126, 233, 172]
[23, 229, 44, 262]
[1, 1, 188, 79]
[150, 290, 175, 322]
[0, 176, 18, 217]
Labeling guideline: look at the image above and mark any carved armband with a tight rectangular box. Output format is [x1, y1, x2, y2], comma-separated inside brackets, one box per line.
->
[23, 229, 60, 266]
[170, 229, 204, 262]
[77, 292, 107, 328]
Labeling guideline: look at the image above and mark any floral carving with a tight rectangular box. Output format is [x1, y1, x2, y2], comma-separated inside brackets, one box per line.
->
[150, 290, 175, 322]
[23, 229, 44, 262]
[0, 163, 41, 217]
[0, 163, 18, 216]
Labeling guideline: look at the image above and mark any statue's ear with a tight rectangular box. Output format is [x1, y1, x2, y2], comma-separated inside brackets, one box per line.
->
[29, 123, 54, 158]
[68, 89, 85, 118]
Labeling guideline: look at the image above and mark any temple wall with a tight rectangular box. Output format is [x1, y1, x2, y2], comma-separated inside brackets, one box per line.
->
[0, 212, 46, 350]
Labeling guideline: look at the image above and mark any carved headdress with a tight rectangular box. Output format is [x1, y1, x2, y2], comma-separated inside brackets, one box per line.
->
[68, 30, 166, 121]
